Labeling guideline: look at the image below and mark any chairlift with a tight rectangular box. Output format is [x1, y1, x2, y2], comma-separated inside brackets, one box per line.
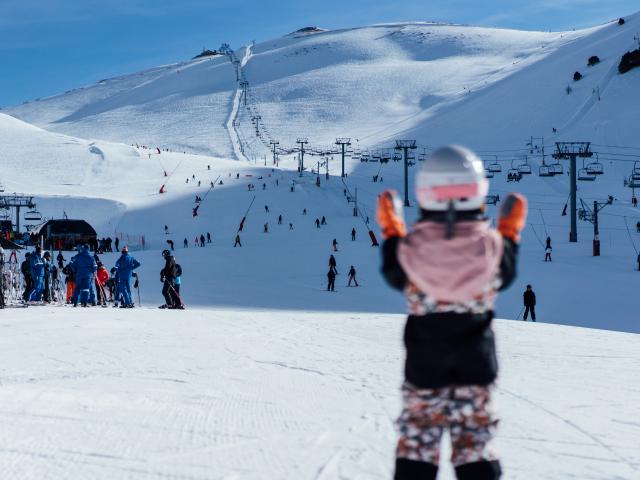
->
[485, 168, 494, 179]
[418, 153, 426, 162]
[24, 209, 43, 221]
[392, 153, 401, 162]
[632, 161, 640, 181]
[550, 161, 564, 175]
[370, 153, 380, 163]
[577, 168, 596, 181]
[517, 157, 532, 175]
[539, 165, 554, 177]
[487, 156, 502, 173]
[585, 153, 603, 175]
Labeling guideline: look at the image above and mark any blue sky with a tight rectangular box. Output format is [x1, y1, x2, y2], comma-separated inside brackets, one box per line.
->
[0, 0, 637, 107]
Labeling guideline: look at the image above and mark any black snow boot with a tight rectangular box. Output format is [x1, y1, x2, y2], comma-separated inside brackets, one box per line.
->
[455, 460, 501, 480]
[394, 459, 437, 480]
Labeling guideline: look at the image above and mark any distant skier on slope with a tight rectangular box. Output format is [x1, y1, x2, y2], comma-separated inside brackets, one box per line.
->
[28, 246, 45, 303]
[378, 146, 525, 480]
[347, 265, 358, 287]
[159, 249, 183, 309]
[327, 268, 336, 292]
[328, 254, 338, 275]
[523, 285, 536, 321]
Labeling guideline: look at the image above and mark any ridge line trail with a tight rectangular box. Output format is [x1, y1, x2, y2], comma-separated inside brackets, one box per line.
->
[225, 45, 253, 162]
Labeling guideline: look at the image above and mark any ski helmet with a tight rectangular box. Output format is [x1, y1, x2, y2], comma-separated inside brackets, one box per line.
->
[415, 145, 488, 212]
[162, 249, 170, 257]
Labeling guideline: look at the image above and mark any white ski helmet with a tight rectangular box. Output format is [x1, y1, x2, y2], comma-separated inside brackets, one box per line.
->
[415, 145, 488, 211]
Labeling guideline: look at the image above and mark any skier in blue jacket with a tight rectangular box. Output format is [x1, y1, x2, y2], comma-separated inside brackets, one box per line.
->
[71, 244, 97, 307]
[115, 246, 140, 308]
[28, 246, 46, 302]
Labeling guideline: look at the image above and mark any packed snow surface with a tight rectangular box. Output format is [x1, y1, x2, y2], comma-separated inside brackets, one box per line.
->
[0, 308, 637, 480]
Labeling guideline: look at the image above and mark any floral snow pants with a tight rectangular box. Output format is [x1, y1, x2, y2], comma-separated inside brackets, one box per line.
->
[396, 383, 499, 468]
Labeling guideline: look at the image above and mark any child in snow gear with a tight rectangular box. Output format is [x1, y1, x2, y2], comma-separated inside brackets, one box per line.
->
[347, 266, 358, 286]
[327, 268, 336, 291]
[378, 145, 525, 480]
[95, 262, 109, 305]
[63, 263, 75, 303]
[114, 246, 140, 308]
[523, 285, 536, 321]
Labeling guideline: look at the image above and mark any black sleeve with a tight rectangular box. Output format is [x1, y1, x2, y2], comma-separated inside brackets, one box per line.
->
[498, 238, 519, 291]
[381, 237, 407, 291]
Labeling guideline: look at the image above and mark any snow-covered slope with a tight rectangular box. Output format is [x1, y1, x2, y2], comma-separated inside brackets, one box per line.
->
[0, 308, 637, 480]
[9, 15, 640, 159]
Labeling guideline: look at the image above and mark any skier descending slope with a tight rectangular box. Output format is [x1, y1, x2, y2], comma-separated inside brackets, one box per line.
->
[377, 145, 526, 480]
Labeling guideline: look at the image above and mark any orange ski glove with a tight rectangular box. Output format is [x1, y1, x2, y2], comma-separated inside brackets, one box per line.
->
[376, 190, 407, 239]
[498, 193, 528, 243]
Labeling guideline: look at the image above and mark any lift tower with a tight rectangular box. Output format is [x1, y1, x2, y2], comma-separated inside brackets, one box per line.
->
[395, 140, 417, 207]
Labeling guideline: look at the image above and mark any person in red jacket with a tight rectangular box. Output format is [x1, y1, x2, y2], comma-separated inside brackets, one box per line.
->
[95, 262, 110, 305]
[378, 145, 526, 480]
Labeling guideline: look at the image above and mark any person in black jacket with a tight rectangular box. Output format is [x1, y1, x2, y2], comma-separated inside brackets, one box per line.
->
[327, 268, 336, 292]
[21, 252, 32, 302]
[378, 146, 526, 480]
[523, 285, 536, 321]
[159, 249, 183, 309]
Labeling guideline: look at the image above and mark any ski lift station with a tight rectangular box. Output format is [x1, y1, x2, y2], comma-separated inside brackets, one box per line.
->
[33, 219, 97, 251]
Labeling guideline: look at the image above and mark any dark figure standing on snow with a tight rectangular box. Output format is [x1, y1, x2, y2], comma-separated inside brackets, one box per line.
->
[278, 214, 282, 225]
[315, 218, 320, 228]
[234, 234, 242, 247]
[332, 238, 338, 252]
[21, 252, 33, 301]
[347, 266, 358, 287]
[183, 238, 188, 248]
[207, 232, 211, 243]
[321, 216, 327, 225]
[351, 228, 356, 241]
[160, 249, 183, 309]
[637, 253, 640, 271]
[57, 251, 65, 269]
[265, 205, 269, 213]
[114, 246, 140, 308]
[29, 246, 46, 302]
[523, 285, 536, 321]
[327, 268, 336, 292]
[115, 237, 120, 252]
[378, 146, 525, 480]
[264, 223, 269, 233]
[200, 234, 205, 247]
[636, 221, 640, 233]
[328, 254, 338, 275]
[167, 239, 174, 251]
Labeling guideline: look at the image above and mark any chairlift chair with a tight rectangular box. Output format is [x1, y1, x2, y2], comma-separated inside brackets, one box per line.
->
[24, 209, 43, 221]
[586, 153, 604, 175]
[632, 161, 640, 181]
[539, 165, 554, 177]
[418, 153, 426, 162]
[517, 158, 532, 174]
[392, 153, 401, 162]
[577, 168, 596, 181]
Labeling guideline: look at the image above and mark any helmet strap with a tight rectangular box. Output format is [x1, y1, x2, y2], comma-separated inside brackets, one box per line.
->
[445, 200, 456, 239]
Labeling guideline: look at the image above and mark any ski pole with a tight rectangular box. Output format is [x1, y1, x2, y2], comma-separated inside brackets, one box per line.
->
[167, 283, 185, 307]
[136, 281, 142, 307]
[515, 306, 525, 321]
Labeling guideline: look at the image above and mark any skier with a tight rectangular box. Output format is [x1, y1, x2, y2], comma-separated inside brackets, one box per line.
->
[174, 262, 182, 295]
[57, 250, 65, 269]
[28, 246, 46, 302]
[377, 145, 524, 480]
[347, 266, 358, 287]
[328, 254, 338, 275]
[637, 253, 640, 271]
[523, 284, 536, 321]
[327, 268, 336, 292]
[207, 232, 211, 243]
[71, 245, 97, 307]
[95, 262, 109, 306]
[115, 237, 120, 252]
[265, 205, 269, 213]
[315, 218, 320, 229]
[321, 216, 327, 225]
[332, 238, 338, 252]
[114, 246, 140, 308]
[278, 215, 282, 225]
[264, 222, 269, 233]
[193, 205, 199, 217]
[234, 234, 242, 247]
[544, 245, 552, 262]
[633, 196, 638, 207]
[636, 221, 640, 233]
[167, 239, 175, 251]
[0, 246, 4, 309]
[351, 228, 356, 241]
[21, 253, 32, 301]
[200, 234, 205, 247]
[160, 250, 183, 309]
[63, 262, 75, 304]
[303, 208, 307, 215]
[289, 223, 294, 230]
[42, 251, 52, 303]
[164, 225, 169, 234]
[183, 238, 188, 248]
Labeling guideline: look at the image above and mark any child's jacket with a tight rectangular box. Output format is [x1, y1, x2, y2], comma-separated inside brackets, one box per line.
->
[382, 215, 518, 389]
